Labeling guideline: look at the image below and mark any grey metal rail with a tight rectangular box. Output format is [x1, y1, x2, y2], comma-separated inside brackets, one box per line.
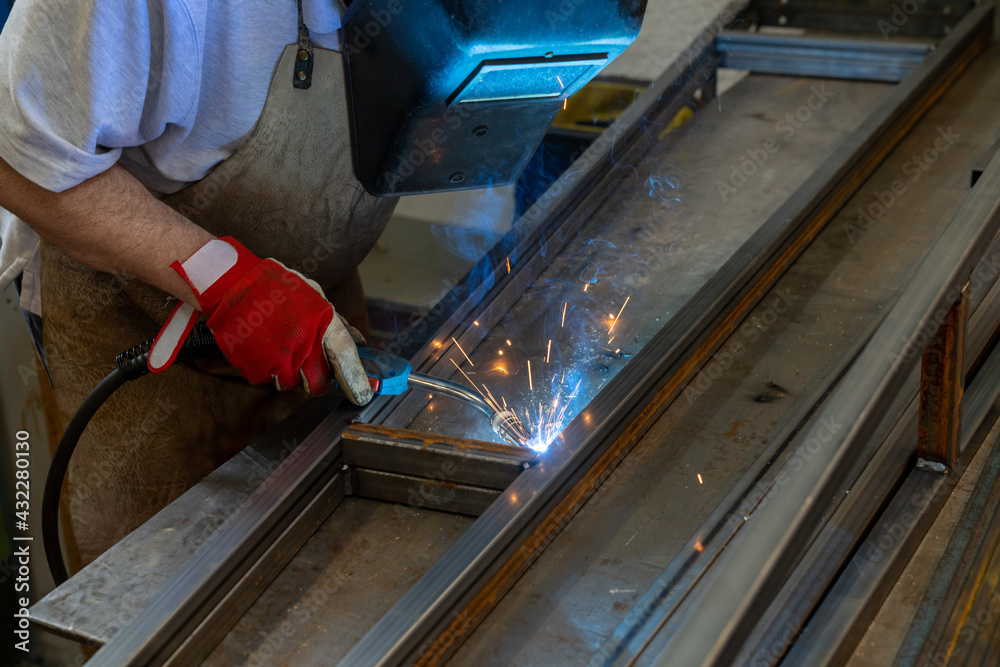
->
[647, 25, 1000, 666]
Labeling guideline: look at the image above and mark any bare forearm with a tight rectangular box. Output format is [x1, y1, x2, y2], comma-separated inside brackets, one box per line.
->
[0, 157, 211, 305]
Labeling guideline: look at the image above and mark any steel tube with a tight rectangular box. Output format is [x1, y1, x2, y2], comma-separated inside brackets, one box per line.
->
[716, 32, 930, 82]
[648, 12, 1000, 663]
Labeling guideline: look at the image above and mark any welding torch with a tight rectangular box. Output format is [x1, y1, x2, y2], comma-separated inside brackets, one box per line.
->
[352, 347, 530, 446]
[42, 324, 529, 586]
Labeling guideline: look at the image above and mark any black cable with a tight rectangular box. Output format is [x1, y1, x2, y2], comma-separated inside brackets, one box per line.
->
[42, 323, 222, 585]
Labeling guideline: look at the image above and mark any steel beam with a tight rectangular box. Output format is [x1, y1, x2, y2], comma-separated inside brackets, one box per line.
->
[919, 286, 968, 469]
[731, 224, 1000, 664]
[352, 469, 501, 517]
[85, 412, 353, 666]
[716, 32, 930, 82]
[643, 15, 1000, 661]
[167, 471, 347, 665]
[341, 424, 533, 490]
[781, 319, 1000, 666]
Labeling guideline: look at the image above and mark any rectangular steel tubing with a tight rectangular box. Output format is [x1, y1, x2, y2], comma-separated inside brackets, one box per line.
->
[341, 424, 533, 490]
[780, 334, 1000, 666]
[622, 236, 1000, 665]
[352, 469, 501, 517]
[918, 288, 967, 468]
[732, 231, 1000, 664]
[897, 430, 1000, 665]
[85, 412, 354, 666]
[166, 470, 347, 665]
[594, 326, 879, 667]
[716, 32, 930, 82]
[340, 7, 993, 666]
[644, 11, 999, 664]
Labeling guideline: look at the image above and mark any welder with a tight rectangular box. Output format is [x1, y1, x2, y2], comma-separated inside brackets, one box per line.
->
[0, 0, 645, 568]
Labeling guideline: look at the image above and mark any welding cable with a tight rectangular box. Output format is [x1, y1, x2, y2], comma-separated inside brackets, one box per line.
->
[42, 324, 222, 585]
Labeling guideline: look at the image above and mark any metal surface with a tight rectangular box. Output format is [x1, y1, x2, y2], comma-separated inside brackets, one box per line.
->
[581, 34, 1000, 665]
[919, 288, 967, 469]
[353, 469, 501, 517]
[168, 471, 347, 665]
[202, 497, 473, 667]
[342, 424, 533, 490]
[85, 410, 353, 666]
[29, 393, 340, 646]
[716, 32, 930, 82]
[339, 7, 990, 665]
[782, 310, 1000, 667]
[897, 426, 1000, 665]
[735, 178, 1000, 665]
[643, 10, 999, 663]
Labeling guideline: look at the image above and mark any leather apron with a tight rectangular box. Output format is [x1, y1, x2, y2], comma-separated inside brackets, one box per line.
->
[41, 42, 397, 565]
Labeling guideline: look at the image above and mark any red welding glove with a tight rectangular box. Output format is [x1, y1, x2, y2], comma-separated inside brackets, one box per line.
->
[146, 237, 374, 405]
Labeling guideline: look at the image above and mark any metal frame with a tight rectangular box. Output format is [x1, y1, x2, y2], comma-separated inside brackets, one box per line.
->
[74, 3, 994, 665]
[740, 222, 1000, 662]
[343, 6, 994, 666]
[782, 306, 1000, 666]
[716, 32, 931, 82]
[640, 23, 1000, 662]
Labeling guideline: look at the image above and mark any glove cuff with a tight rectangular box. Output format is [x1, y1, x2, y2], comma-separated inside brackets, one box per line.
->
[172, 236, 261, 314]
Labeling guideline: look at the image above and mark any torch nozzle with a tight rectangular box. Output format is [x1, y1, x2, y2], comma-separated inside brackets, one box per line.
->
[492, 410, 532, 447]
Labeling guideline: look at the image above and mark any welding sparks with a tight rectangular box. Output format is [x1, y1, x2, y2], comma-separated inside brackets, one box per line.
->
[521, 377, 582, 452]
[528, 360, 533, 391]
[561, 301, 568, 327]
[584, 283, 589, 292]
[546, 339, 552, 364]
[506, 256, 511, 273]
[697, 473, 703, 485]
[556, 74, 565, 89]
[452, 337, 474, 366]
[607, 296, 630, 337]
[563, 98, 568, 110]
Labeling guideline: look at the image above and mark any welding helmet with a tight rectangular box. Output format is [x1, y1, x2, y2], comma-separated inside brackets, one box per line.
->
[342, 0, 647, 196]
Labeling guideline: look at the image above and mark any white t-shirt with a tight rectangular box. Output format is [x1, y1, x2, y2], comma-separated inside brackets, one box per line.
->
[0, 0, 344, 314]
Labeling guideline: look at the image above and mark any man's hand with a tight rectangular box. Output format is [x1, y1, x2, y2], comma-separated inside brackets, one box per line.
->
[150, 237, 374, 405]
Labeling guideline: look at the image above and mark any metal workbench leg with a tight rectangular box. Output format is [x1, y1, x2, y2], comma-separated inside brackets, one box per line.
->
[918, 285, 968, 470]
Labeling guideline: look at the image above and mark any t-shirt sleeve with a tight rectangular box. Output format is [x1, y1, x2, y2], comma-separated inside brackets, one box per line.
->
[0, 0, 200, 193]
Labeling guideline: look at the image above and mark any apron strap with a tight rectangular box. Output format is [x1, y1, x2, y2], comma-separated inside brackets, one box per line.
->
[294, 0, 314, 89]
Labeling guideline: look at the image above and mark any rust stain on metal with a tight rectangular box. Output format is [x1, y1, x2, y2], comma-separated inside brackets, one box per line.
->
[416, 33, 988, 666]
[918, 287, 967, 468]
